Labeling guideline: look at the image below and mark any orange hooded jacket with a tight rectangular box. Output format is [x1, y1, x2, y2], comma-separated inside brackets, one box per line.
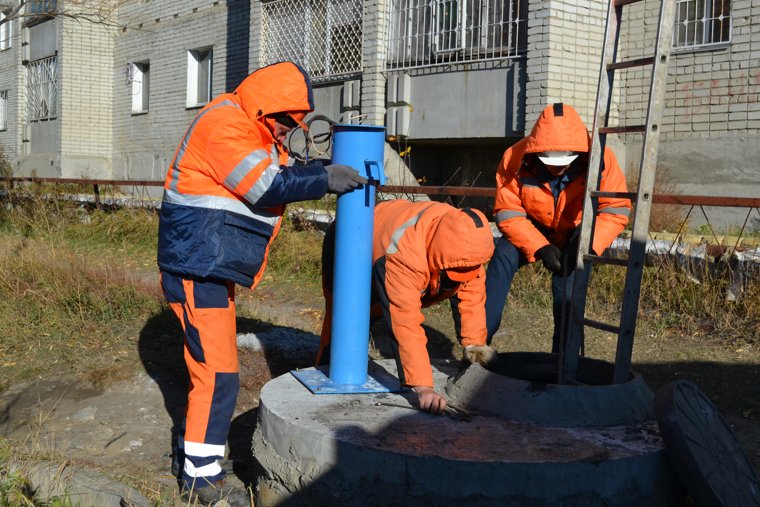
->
[158, 62, 328, 288]
[372, 200, 495, 388]
[493, 103, 631, 261]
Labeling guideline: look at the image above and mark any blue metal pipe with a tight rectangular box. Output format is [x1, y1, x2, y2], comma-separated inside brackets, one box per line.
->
[329, 125, 386, 386]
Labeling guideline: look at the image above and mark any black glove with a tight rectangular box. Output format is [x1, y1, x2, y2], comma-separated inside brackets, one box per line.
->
[325, 164, 368, 194]
[535, 244, 562, 274]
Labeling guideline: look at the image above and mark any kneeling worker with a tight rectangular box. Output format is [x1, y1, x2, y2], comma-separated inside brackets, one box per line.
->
[319, 199, 497, 414]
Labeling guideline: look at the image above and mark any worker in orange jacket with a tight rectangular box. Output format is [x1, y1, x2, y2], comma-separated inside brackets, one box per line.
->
[319, 200, 496, 414]
[486, 103, 631, 352]
[157, 62, 366, 505]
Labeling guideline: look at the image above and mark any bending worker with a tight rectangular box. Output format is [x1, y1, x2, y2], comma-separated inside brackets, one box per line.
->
[485, 103, 631, 352]
[319, 199, 496, 414]
[157, 62, 366, 506]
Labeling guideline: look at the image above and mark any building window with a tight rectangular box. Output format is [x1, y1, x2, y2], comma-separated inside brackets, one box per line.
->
[27, 0, 57, 15]
[0, 12, 11, 50]
[673, 0, 731, 49]
[261, 0, 362, 81]
[386, 0, 527, 70]
[26, 55, 57, 121]
[24, 0, 57, 26]
[0, 90, 8, 131]
[187, 48, 212, 107]
[128, 61, 150, 113]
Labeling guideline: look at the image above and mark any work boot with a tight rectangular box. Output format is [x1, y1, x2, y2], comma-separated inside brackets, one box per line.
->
[181, 479, 251, 507]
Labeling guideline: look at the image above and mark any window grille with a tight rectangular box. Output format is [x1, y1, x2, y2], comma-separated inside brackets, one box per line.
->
[386, 0, 526, 70]
[673, 0, 730, 49]
[262, 0, 363, 81]
[0, 90, 7, 131]
[26, 56, 57, 121]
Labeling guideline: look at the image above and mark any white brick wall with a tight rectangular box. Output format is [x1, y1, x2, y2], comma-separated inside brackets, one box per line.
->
[112, 0, 247, 180]
[2, 0, 758, 201]
[60, 2, 114, 161]
[619, 0, 760, 140]
[525, 0, 605, 127]
[361, 0, 386, 126]
[0, 9, 22, 165]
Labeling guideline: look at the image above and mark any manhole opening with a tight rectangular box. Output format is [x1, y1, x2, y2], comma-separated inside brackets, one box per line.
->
[484, 352, 635, 389]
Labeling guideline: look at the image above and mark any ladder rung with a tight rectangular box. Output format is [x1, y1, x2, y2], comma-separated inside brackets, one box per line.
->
[590, 191, 637, 201]
[599, 125, 646, 134]
[583, 318, 621, 334]
[608, 57, 655, 71]
[583, 254, 628, 266]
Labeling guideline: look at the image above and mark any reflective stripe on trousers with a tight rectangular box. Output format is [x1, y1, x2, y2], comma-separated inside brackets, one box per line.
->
[160, 271, 239, 487]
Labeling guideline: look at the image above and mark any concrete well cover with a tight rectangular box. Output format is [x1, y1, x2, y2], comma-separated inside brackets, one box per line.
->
[253, 359, 682, 506]
[655, 380, 760, 507]
[445, 352, 655, 427]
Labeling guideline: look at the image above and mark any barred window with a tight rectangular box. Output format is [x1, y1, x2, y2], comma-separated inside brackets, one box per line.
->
[387, 0, 526, 70]
[673, 0, 730, 49]
[26, 56, 57, 121]
[0, 90, 8, 131]
[261, 0, 362, 81]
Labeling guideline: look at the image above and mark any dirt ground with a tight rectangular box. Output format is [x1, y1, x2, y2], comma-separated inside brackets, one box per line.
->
[0, 279, 758, 505]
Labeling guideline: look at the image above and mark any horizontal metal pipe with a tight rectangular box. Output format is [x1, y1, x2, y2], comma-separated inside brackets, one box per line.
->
[1, 177, 163, 186]
[3, 178, 759, 208]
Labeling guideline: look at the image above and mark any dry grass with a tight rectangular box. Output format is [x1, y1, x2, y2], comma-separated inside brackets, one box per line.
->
[0, 192, 758, 501]
[0, 192, 163, 392]
[0, 437, 79, 507]
[266, 215, 326, 285]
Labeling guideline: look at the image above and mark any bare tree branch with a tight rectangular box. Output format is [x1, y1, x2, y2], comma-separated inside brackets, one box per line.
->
[0, 0, 132, 30]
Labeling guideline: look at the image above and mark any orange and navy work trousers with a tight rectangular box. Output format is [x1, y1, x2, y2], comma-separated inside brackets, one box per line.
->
[160, 271, 238, 488]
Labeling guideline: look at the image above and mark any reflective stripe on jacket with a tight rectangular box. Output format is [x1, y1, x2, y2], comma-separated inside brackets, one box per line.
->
[494, 103, 631, 261]
[373, 200, 495, 388]
[158, 62, 328, 287]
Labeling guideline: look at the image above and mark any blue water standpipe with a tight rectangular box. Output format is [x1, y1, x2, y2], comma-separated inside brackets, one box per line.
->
[292, 124, 402, 393]
[329, 124, 385, 385]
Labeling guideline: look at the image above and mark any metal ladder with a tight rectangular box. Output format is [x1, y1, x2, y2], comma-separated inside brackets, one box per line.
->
[560, 0, 677, 384]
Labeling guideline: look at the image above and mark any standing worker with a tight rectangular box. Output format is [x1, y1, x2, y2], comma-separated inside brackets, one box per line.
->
[319, 199, 497, 414]
[485, 103, 631, 352]
[157, 61, 366, 506]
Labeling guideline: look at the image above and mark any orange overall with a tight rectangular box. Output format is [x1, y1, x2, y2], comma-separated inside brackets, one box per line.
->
[486, 103, 631, 350]
[320, 200, 495, 388]
[157, 62, 328, 487]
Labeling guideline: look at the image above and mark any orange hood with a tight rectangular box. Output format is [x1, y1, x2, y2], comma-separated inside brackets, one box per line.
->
[426, 207, 495, 273]
[234, 61, 314, 125]
[523, 103, 591, 155]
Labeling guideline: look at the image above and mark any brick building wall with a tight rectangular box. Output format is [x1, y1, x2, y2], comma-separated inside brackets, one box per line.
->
[360, 0, 386, 126]
[619, 0, 759, 141]
[0, 11, 21, 164]
[59, 2, 114, 178]
[112, 0, 250, 180]
[525, 0, 606, 127]
[615, 0, 759, 221]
